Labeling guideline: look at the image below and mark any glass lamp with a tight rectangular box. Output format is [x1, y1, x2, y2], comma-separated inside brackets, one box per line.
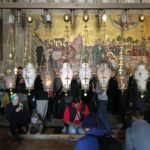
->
[23, 62, 36, 95]
[97, 63, 111, 93]
[134, 64, 149, 98]
[59, 62, 73, 94]
[41, 67, 53, 93]
[79, 62, 91, 96]
[117, 46, 128, 92]
[5, 69, 15, 94]
[41, 49, 53, 93]
[45, 75, 51, 91]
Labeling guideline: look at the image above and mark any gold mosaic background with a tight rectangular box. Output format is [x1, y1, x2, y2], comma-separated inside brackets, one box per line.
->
[33, 11, 150, 45]
[31, 11, 150, 71]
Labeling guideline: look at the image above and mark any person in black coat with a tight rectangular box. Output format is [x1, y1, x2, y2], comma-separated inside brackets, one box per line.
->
[107, 71, 119, 114]
[5, 93, 30, 135]
[128, 74, 150, 123]
[15, 66, 26, 93]
[88, 74, 99, 113]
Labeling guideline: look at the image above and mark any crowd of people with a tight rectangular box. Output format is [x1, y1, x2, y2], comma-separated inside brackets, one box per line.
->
[0, 65, 150, 150]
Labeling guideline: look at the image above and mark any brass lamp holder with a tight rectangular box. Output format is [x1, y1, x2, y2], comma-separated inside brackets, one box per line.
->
[139, 90, 145, 99]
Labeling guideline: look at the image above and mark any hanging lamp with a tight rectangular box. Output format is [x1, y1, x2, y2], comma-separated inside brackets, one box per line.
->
[59, 13, 73, 95]
[59, 61, 73, 94]
[134, 64, 149, 98]
[97, 62, 111, 93]
[79, 10, 91, 96]
[5, 14, 17, 95]
[23, 15, 36, 95]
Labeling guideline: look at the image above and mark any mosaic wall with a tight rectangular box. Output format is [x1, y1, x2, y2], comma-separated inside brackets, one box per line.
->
[31, 11, 150, 72]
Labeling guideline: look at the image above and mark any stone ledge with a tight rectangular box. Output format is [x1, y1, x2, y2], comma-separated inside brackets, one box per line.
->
[19, 133, 83, 141]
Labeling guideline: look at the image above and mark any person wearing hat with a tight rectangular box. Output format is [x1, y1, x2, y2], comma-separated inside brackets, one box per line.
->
[74, 114, 106, 150]
[63, 97, 89, 134]
[5, 93, 30, 135]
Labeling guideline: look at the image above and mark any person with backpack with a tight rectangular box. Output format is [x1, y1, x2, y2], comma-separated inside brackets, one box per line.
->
[29, 110, 43, 134]
[63, 97, 89, 134]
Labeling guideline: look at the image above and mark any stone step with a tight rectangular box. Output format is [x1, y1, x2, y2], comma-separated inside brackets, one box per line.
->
[19, 133, 83, 141]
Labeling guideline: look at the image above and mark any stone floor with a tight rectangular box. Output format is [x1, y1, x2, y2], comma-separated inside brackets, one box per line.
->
[0, 137, 76, 150]
[0, 111, 125, 150]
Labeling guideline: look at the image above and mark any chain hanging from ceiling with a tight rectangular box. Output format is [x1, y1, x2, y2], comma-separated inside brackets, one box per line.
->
[22, 14, 36, 95]
[5, 13, 16, 94]
[59, 12, 73, 95]
[79, 10, 92, 96]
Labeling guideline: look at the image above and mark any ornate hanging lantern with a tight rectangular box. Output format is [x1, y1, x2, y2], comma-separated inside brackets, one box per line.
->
[5, 18, 17, 94]
[117, 46, 127, 92]
[41, 67, 53, 93]
[134, 64, 149, 98]
[23, 62, 36, 94]
[22, 13, 36, 95]
[79, 10, 91, 96]
[97, 62, 111, 93]
[59, 62, 73, 94]
[41, 50, 53, 93]
[5, 57, 15, 94]
[5, 76, 14, 92]
[79, 62, 91, 96]
[60, 12, 73, 95]
[44, 74, 52, 92]
[117, 11, 128, 93]
[5, 70, 15, 95]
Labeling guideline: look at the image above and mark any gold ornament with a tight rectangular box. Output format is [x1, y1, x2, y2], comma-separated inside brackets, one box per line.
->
[27, 16, 33, 23]
[64, 14, 70, 22]
[83, 14, 89, 22]
[140, 90, 144, 98]
[139, 14, 145, 22]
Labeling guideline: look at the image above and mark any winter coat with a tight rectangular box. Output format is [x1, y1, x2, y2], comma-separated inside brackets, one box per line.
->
[5, 103, 29, 129]
[74, 128, 106, 150]
[63, 100, 89, 125]
[125, 120, 150, 150]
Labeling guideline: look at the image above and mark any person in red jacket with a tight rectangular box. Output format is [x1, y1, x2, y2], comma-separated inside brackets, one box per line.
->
[63, 97, 90, 134]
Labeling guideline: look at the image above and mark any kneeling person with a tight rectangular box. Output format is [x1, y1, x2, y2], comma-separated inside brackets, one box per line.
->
[5, 93, 30, 135]
[63, 97, 89, 134]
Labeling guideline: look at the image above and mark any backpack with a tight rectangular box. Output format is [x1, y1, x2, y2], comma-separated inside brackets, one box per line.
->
[30, 111, 43, 134]
[69, 104, 85, 122]
[89, 134, 123, 150]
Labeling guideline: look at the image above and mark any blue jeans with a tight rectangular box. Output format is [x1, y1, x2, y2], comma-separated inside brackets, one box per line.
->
[98, 100, 112, 134]
[62, 125, 85, 134]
